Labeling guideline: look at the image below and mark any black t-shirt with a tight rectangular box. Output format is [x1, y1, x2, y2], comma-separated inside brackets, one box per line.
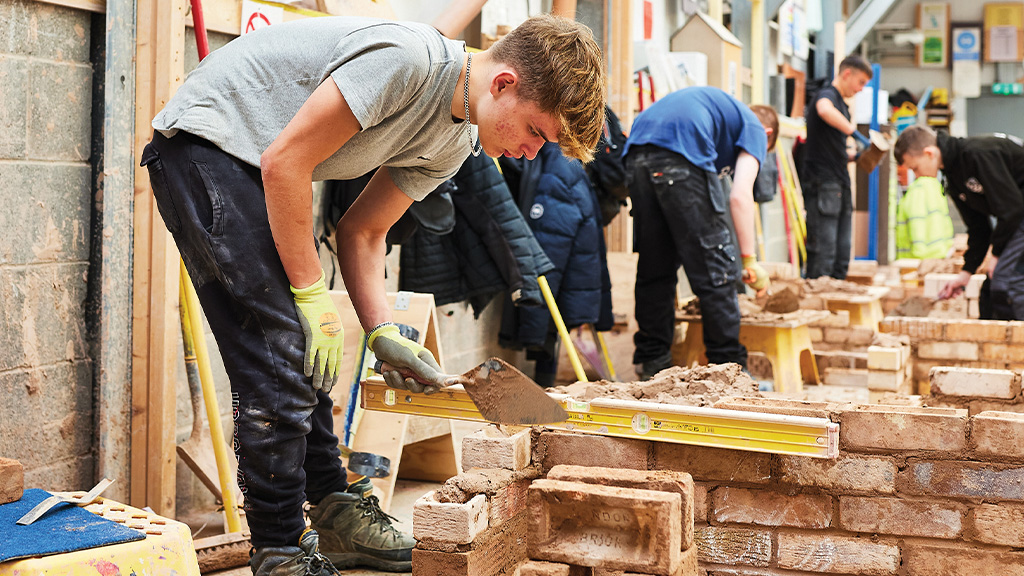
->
[803, 85, 850, 185]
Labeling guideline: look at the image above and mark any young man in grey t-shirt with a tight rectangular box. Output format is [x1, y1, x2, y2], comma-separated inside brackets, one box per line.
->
[142, 14, 605, 575]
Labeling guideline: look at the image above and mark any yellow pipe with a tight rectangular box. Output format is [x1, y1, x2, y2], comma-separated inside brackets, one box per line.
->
[180, 261, 242, 532]
[596, 330, 618, 381]
[538, 275, 588, 383]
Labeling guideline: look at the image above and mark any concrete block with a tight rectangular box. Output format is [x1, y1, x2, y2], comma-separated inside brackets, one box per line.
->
[867, 346, 903, 371]
[971, 503, 1024, 547]
[527, 479, 681, 575]
[694, 526, 771, 567]
[902, 544, 1024, 576]
[5, 1, 91, 61]
[547, 465, 694, 549]
[0, 162, 92, 266]
[776, 532, 899, 574]
[0, 266, 91, 372]
[462, 426, 531, 471]
[946, 320, 1008, 342]
[777, 454, 897, 494]
[838, 405, 968, 452]
[971, 412, 1024, 460]
[0, 458, 24, 504]
[839, 496, 964, 538]
[918, 341, 979, 361]
[0, 56, 27, 159]
[26, 60, 92, 162]
[413, 492, 488, 545]
[711, 487, 832, 529]
[899, 460, 1024, 501]
[653, 443, 770, 484]
[537, 431, 649, 472]
[930, 366, 1019, 399]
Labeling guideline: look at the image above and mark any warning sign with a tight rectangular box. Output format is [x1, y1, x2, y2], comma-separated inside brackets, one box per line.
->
[241, 0, 283, 35]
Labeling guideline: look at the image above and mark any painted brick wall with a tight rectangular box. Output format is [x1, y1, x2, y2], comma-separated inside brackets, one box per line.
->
[0, 0, 95, 489]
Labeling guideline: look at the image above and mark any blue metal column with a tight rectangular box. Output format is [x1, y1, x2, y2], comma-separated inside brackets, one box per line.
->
[866, 63, 882, 260]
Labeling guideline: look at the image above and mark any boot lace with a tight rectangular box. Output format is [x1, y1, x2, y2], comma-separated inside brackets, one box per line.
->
[356, 494, 402, 537]
[300, 550, 340, 576]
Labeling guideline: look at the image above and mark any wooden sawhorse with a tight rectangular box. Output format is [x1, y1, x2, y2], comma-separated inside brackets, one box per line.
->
[820, 286, 890, 331]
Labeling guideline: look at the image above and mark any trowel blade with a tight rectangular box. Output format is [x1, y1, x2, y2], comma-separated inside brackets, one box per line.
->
[459, 358, 568, 425]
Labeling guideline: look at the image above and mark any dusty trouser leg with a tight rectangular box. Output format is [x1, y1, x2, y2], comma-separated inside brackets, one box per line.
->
[991, 221, 1024, 321]
[803, 179, 843, 279]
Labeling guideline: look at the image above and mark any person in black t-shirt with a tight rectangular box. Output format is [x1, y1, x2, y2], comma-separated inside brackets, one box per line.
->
[802, 55, 873, 279]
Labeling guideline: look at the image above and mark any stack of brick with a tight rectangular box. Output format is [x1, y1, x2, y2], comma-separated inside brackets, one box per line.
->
[880, 317, 1024, 392]
[806, 309, 877, 353]
[922, 273, 986, 318]
[525, 401, 1024, 575]
[845, 260, 880, 286]
[926, 366, 1024, 415]
[866, 344, 914, 399]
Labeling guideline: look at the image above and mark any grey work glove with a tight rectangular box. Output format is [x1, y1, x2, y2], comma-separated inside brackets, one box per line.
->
[367, 324, 446, 394]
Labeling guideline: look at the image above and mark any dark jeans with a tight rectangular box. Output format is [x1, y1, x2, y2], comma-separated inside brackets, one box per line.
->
[141, 131, 347, 548]
[990, 219, 1024, 320]
[804, 177, 852, 279]
[627, 146, 747, 369]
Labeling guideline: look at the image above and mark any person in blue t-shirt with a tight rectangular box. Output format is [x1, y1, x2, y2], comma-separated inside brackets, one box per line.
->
[623, 86, 778, 378]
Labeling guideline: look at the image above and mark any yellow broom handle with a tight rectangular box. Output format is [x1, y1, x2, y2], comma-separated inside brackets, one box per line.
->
[537, 275, 588, 383]
[180, 262, 242, 532]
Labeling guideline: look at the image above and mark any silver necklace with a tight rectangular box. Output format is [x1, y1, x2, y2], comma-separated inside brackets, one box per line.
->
[464, 53, 482, 157]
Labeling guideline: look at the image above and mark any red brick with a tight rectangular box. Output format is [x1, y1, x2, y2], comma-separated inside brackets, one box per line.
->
[546, 465, 694, 549]
[839, 496, 964, 538]
[412, 513, 527, 576]
[0, 458, 24, 504]
[918, 341, 979, 361]
[488, 477, 532, 528]
[930, 366, 1019, 399]
[971, 411, 1024, 460]
[653, 443, 771, 484]
[527, 479, 681, 575]
[903, 544, 1024, 576]
[693, 483, 709, 524]
[413, 492, 488, 545]
[518, 561, 576, 576]
[711, 487, 832, 529]
[899, 460, 1024, 501]
[776, 532, 899, 575]
[946, 320, 1009, 342]
[971, 503, 1024, 547]
[838, 405, 968, 452]
[695, 526, 771, 567]
[982, 343, 1024, 362]
[712, 396, 842, 420]
[537, 431, 649, 472]
[777, 454, 896, 494]
[462, 426, 531, 471]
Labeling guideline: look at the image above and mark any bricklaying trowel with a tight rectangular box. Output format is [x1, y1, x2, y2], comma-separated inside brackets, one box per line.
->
[375, 357, 568, 425]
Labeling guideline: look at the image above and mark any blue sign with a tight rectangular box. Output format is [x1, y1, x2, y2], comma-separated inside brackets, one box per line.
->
[953, 28, 981, 62]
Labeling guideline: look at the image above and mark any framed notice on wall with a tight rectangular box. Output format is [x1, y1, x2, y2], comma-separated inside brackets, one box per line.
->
[984, 3, 1024, 62]
[917, 2, 950, 67]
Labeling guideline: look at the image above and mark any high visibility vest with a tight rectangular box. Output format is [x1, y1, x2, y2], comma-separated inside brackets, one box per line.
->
[896, 176, 955, 260]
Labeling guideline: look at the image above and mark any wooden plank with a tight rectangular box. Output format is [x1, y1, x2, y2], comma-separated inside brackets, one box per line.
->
[352, 411, 409, 513]
[33, 0, 105, 13]
[184, 0, 396, 36]
[395, 433, 459, 483]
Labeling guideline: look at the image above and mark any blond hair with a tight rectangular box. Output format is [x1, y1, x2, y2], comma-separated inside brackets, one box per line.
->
[490, 14, 606, 163]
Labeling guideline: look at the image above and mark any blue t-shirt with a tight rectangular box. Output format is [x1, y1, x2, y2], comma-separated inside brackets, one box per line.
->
[623, 86, 767, 175]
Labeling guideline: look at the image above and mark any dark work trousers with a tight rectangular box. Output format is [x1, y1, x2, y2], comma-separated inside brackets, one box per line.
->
[627, 146, 747, 369]
[990, 220, 1024, 320]
[803, 177, 852, 279]
[141, 131, 347, 548]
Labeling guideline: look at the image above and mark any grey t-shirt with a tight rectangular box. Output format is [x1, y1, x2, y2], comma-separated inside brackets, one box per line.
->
[152, 17, 473, 200]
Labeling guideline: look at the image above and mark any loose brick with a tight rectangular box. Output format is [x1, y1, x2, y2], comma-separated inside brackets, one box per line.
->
[654, 443, 771, 484]
[776, 532, 899, 575]
[968, 399, 1024, 416]
[711, 487, 832, 529]
[867, 369, 905, 392]
[903, 544, 1024, 576]
[412, 513, 527, 576]
[713, 396, 841, 420]
[839, 496, 964, 538]
[824, 367, 868, 387]
[964, 274, 987, 298]
[918, 341, 979, 361]
[867, 346, 903, 371]
[462, 426, 531, 471]
[695, 526, 771, 567]
[899, 460, 1024, 501]
[945, 320, 1008, 342]
[547, 465, 694, 549]
[981, 343, 1024, 363]
[537, 431, 649, 472]
[924, 273, 961, 298]
[777, 454, 896, 494]
[971, 503, 1024, 547]
[971, 411, 1024, 460]
[519, 561, 577, 576]
[527, 479, 681, 575]
[930, 366, 1019, 399]
[413, 492, 488, 545]
[488, 476, 532, 528]
[838, 405, 968, 452]
[0, 458, 24, 504]
[848, 326, 876, 346]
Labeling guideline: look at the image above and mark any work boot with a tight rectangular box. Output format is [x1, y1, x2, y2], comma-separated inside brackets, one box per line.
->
[307, 477, 415, 572]
[249, 529, 340, 576]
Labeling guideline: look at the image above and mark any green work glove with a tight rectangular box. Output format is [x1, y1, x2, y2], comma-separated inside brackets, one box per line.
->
[368, 324, 445, 394]
[290, 271, 343, 393]
[742, 255, 770, 292]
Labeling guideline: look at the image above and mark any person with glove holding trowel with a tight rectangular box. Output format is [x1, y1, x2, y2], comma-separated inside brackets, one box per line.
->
[622, 86, 778, 379]
[141, 14, 605, 576]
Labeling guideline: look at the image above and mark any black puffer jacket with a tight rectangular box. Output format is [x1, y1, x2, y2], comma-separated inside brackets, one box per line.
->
[399, 153, 554, 317]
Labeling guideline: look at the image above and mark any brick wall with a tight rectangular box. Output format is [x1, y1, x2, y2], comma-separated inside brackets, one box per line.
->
[0, 0, 96, 490]
[419, 400, 1024, 575]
